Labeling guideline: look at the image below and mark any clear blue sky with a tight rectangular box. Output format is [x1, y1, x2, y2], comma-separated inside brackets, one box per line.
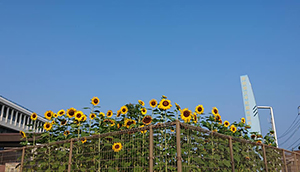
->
[1, 1, 299, 150]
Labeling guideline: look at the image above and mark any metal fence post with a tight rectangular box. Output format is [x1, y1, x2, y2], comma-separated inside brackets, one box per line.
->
[20, 146, 25, 172]
[262, 144, 268, 172]
[68, 139, 73, 172]
[228, 137, 235, 172]
[294, 152, 299, 172]
[282, 149, 288, 172]
[176, 120, 182, 172]
[149, 125, 154, 172]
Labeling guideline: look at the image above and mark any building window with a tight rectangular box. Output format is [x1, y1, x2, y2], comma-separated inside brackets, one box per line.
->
[0, 104, 2, 116]
[16, 112, 20, 123]
[12, 110, 16, 122]
[24, 116, 28, 125]
[3, 106, 7, 118]
[8, 109, 12, 120]
[20, 114, 24, 124]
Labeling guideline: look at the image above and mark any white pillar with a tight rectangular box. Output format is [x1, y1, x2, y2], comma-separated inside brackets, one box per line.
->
[0, 104, 4, 121]
[22, 115, 26, 129]
[18, 113, 22, 127]
[5, 107, 9, 123]
[10, 109, 14, 125]
[29, 119, 32, 130]
[14, 111, 18, 126]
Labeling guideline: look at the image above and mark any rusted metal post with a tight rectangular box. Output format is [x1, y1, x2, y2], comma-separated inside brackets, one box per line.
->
[176, 120, 182, 172]
[262, 144, 268, 172]
[68, 139, 73, 172]
[282, 149, 288, 172]
[149, 125, 154, 172]
[294, 152, 299, 172]
[20, 146, 25, 172]
[228, 137, 235, 172]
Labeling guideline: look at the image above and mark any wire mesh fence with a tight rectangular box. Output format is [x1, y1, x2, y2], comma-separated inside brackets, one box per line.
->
[1, 121, 300, 172]
[0, 148, 22, 165]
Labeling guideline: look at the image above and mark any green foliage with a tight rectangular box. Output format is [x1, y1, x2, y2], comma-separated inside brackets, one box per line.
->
[21, 96, 280, 171]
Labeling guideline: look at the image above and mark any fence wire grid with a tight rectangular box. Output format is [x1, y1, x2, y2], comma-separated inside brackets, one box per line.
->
[0, 121, 299, 172]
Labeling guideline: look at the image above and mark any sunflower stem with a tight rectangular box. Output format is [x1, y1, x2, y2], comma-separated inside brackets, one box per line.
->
[77, 124, 80, 155]
[164, 110, 168, 172]
[33, 120, 36, 160]
[89, 106, 94, 135]
[48, 131, 51, 170]
[211, 121, 214, 158]
[98, 115, 101, 172]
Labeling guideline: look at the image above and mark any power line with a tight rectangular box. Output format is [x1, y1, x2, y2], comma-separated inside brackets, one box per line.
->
[287, 137, 300, 150]
[278, 119, 300, 139]
[278, 107, 300, 139]
[280, 124, 300, 146]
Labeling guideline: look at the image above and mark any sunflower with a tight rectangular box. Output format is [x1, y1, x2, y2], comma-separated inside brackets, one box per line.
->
[44, 110, 53, 120]
[103, 119, 115, 127]
[257, 140, 262, 144]
[214, 114, 222, 122]
[109, 119, 115, 127]
[120, 106, 128, 114]
[67, 108, 76, 118]
[124, 119, 136, 128]
[181, 108, 192, 122]
[20, 131, 26, 138]
[74, 120, 79, 125]
[107, 110, 113, 118]
[142, 115, 152, 125]
[116, 110, 121, 117]
[158, 99, 172, 110]
[140, 125, 147, 134]
[53, 113, 58, 118]
[61, 119, 67, 126]
[89, 113, 96, 120]
[218, 119, 223, 125]
[257, 134, 262, 138]
[193, 113, 198, 124]
[213, 129, 218, 132]
[212, 107, 219, 115]
[80, 115, 87, 122]
[195, 105, 204, 114]
[230, 125, 237, 133]
[140, 108, 147, 115]
[241, 117, 246, 124]
[175, 103, 181, 111]
[112, 142, 122, 152]
[162, 95, 167, 99]
[149, 99, 157, 108]
[44, 122, 52, 131]
[223, 120, 230, 127]
[251, 134, 256, 139]
[245, 125, 251, 129]
[99, 112, 105, 117]
[170, 129, 175, 132]
[51, 120, 55, 124]
[91, 97, 100, 106]
[58, 109, 65, 116]
[75, 111, 84, 121]
[138, 100, 145, 106]
[63, 130, 70, 137]
[31, 113, 37, 121]
[117, 123, 123, 129]
[81, 137, 87, 144]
